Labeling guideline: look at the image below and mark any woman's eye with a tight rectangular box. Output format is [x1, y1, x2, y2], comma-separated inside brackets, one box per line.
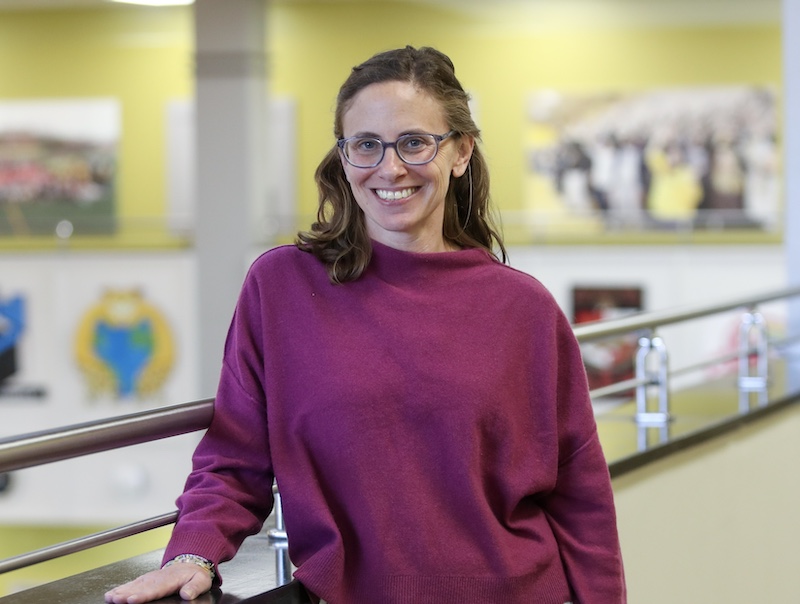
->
[400, 137, 428, 153]
[356, 139, 377, 151]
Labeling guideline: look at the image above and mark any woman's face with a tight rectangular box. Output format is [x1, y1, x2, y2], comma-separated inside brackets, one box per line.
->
[340, 80, 473, 253]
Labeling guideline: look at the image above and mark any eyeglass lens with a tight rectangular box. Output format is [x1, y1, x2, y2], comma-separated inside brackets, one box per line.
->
[343, 134, 440, 167]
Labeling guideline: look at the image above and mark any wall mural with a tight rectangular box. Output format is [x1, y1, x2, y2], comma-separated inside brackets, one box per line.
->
[0, 98, 119, 237]
[0, 293, 23, 387]
[525, 86, 780, 240]
[0, 291, 45, 400]
[74, 288, 175, 402]
[0, 257, 198, 525]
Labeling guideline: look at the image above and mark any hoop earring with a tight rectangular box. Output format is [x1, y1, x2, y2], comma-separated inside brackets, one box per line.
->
[461, 162, 473, 232]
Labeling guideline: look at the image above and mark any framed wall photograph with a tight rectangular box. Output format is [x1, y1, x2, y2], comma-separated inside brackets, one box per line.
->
[0, 98, 119, 238]
[524, 86, 780, 243]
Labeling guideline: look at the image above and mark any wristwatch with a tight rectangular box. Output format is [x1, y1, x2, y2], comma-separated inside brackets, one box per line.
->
[163, 553, 216, 581]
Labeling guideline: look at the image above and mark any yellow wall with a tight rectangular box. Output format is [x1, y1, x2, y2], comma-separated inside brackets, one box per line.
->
[0, 3, 781, 246]
[268, 1, 781, 227]
[0, 5, 192, 247]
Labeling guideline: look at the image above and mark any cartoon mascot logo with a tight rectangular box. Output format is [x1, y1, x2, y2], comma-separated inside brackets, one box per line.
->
[75, 288, 174, 400]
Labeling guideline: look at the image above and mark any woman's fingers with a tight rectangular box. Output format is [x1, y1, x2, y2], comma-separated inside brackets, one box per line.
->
[104, 563, 213, 603]
[177, 568, 215, 601]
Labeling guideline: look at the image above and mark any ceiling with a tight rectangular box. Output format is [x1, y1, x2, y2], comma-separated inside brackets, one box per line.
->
[0, 0, 782, 27]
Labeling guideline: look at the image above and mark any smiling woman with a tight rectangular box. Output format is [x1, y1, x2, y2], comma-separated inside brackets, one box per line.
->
[105, 46, 626, 604]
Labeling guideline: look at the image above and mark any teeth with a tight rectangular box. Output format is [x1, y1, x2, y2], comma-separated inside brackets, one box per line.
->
[375, 187, 416, 201]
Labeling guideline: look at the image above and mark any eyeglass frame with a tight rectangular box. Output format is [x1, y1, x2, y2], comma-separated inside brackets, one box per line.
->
[337, 130, 457, 168]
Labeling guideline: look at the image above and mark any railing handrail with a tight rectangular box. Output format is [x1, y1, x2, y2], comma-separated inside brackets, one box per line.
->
[3, 286, 800, 476]
[573, 285, 800, 342]
[0, 399, 214, 474]
[0, 512, 179, 576]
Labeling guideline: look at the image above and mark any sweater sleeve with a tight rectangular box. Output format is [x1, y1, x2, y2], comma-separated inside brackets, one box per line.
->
[540, 312, 627, 603]
[163, 277, 275, 581]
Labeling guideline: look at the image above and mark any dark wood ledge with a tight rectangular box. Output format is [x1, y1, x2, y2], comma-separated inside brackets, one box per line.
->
[0, 531, 287, 604]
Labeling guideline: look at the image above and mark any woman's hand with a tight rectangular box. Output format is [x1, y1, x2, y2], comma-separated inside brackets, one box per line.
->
[104, 562, 213, 603]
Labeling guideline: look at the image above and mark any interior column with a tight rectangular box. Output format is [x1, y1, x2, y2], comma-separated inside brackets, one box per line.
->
[194, 0, 267, 395]
[784, 0, 800, 384]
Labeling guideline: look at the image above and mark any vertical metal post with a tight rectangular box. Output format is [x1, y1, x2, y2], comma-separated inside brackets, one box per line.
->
[267, 489, 288, 541]
[738, 310, 769, 412]
[635, 334, 671, 451]
[267, 484, 292, 585]
[272, 539, 293, 586]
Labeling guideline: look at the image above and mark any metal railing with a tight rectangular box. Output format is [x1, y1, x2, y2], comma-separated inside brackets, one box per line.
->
[1, 285, 799, 579]
[0, 399, 214, 474]
[574, 286, 800, 446]
[0, 399, 214, 575]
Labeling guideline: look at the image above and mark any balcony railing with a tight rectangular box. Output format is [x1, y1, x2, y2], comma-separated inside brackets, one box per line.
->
[1, 284, 799, 594]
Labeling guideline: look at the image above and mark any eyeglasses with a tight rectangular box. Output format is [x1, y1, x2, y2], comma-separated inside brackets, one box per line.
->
[338, 131, 456, 168]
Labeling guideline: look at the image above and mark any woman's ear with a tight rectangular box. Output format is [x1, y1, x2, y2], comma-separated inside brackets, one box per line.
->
[451, 134, 475, 178]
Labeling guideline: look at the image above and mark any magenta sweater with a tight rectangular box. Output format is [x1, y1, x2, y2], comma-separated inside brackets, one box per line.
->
[165, 241, 626, 603]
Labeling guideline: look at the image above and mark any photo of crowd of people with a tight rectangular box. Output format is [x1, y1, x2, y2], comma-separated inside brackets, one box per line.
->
[525, 86, 780, 238]
[0, 98, 118, 237]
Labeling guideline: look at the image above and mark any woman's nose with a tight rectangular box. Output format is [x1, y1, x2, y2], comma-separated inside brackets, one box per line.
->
[377, 147, 407, 178]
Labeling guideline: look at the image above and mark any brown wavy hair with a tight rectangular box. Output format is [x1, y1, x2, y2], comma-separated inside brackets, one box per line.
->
[296, 45, 507, 284]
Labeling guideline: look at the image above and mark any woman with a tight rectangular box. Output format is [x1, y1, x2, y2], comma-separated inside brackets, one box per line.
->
[106, 45, 625, 604]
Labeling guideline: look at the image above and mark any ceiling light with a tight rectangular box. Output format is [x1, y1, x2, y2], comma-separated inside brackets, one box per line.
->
[108, 0, 194, 6]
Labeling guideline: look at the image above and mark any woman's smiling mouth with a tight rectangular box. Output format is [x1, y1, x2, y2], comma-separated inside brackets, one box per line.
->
[374, 187, 419, 201]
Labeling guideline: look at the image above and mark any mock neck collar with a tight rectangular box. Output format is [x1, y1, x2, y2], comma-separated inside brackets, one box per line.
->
[365, 239, 494, 284]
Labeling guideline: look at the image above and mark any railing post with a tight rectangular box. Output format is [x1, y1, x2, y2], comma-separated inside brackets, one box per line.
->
[634, 333, 671, 450]
[738, 309, 769, 411]
[265, 484, 292, 586]
[267, 487, 288, 542]
[270, 532, 293, 587]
